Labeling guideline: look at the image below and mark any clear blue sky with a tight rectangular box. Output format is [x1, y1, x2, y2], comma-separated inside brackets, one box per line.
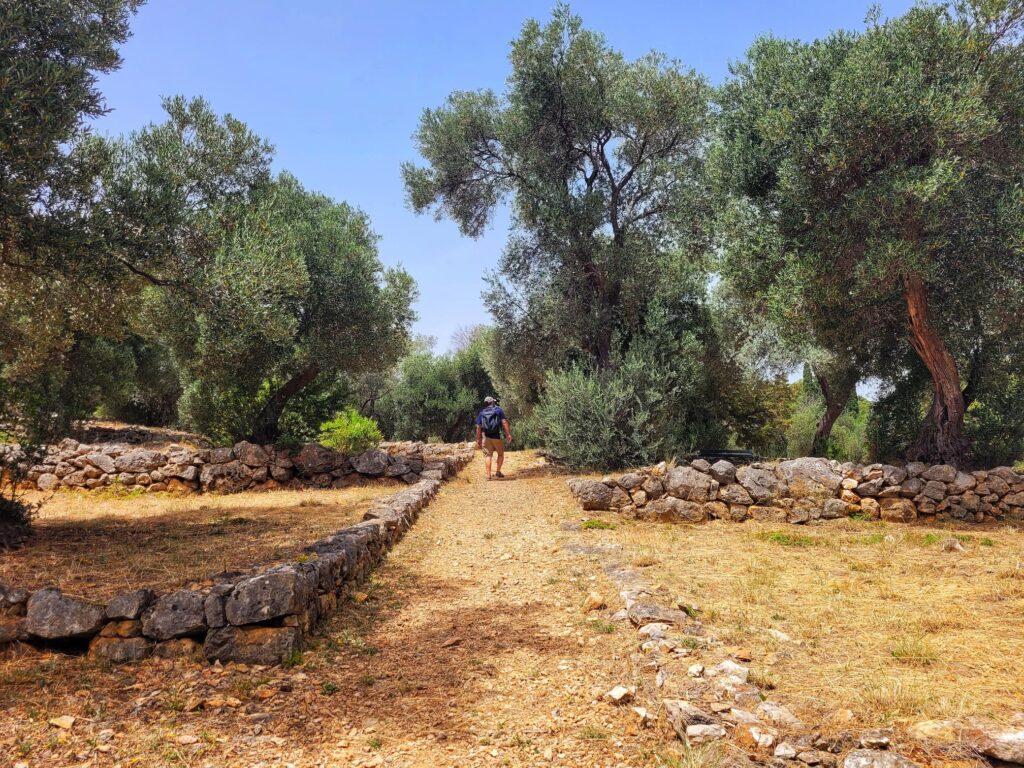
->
[93, 0, 913, 352]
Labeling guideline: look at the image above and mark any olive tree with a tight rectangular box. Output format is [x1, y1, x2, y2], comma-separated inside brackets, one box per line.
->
[715, 1, 1024, 467]
[403, 3, 711, 373]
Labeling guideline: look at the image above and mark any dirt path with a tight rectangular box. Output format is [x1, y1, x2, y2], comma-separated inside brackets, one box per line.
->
[304, 450, 661, 766]
[1, 452, 675, 768]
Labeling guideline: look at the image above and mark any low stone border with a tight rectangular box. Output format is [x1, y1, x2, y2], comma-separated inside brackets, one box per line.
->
[0, 446, 474, 665]
[569, 457, 1024, 526]
[1, 438, 472, 494]
[574, 534, 1024, 766]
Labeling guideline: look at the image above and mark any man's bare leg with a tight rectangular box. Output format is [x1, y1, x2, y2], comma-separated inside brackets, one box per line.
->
[496, 449, 504, 476]
[485, 451, 493, 479]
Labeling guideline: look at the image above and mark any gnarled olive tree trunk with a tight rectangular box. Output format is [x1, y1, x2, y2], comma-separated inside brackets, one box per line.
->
[246, 364, 320, 445]
[903, 273, 968, 467]
[810, 364, 858, 458]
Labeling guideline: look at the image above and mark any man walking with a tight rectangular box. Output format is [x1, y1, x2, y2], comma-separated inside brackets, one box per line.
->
[475, 396, 511, 480]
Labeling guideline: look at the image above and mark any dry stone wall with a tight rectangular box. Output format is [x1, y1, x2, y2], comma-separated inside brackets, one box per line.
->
[2, 438, 470, 494]
[0, 444, 474, 665]
[569, 457, 1024, 525]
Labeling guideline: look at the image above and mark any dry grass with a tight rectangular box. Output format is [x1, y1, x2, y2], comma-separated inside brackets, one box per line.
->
[1, 484, 399, 598]
[600, 515, 1024, 728]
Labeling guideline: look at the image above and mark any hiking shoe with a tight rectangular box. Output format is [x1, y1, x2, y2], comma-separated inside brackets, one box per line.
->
[495, 471, 505, 478]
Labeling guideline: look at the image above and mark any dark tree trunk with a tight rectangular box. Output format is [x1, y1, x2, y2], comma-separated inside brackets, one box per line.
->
[903, 273, 969, 467]
[810, 365, 857, 458]
[246, 365, 320, 445]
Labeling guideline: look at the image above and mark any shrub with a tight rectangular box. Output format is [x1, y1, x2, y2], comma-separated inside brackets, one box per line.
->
[534, 364, 657, 470]
[318, 407, 383, 454]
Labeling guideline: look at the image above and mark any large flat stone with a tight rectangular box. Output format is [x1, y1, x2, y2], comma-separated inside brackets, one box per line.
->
[25, 588, 105, 640]
[88, 636, 153, 663]
[204, 625, 302, 665]
[142, 590, 208, 640]
[225, 566, 314, 626]
[105, 589, 156, 620]
[777, 457, 842, 500]
[665, 467, 719, 503]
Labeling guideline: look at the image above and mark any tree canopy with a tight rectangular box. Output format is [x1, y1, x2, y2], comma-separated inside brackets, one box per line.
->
[714, 0, 1024, 467]
[403, 3, 712, 372]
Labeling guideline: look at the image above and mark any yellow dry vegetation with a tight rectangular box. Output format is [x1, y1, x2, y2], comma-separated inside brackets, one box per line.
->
[601, 513, 1024, 728]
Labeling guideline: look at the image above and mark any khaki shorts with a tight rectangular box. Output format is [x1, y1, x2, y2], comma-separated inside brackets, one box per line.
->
[483, 437, 505, 456]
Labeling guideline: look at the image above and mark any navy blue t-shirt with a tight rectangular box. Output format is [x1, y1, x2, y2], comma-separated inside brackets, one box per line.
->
[475, 406, 506, 438]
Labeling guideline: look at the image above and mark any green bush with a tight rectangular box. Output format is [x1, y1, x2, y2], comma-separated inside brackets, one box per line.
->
[534, 364, 661, 470]
[318, 408, 383, 454]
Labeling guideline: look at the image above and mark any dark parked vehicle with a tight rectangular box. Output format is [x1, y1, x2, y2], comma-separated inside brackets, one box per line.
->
[691, 449, 760, 465]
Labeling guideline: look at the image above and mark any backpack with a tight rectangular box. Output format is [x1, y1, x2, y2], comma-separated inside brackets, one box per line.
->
[480, 406, 502, 438]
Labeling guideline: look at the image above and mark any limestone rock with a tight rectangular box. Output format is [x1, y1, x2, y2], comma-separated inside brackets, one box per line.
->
[665, 466, 719, 502]
[353, 448, 389, 476]
[719, 483, 753, 505]
[856, 478, 885, 498]
[881, 465, 908, 485]
[778, 457, 843, 500]
[843, 749, 920, 768]
[879, 498, 917, 523]
[571, 479, 613, 511]
[89, 636, 152, 663]
[950, 471, 977, 494]
[776, 743, 799, 759]
[736, 722, 777, 750]
[921, 480, 946, 501]
[204, 625, 302, 665]
[647, 496, 706, 522]
[292, 443, 340, 475]
[36, 473, 60, 491]
[105, 589, 156, 621]
[737, 466, 784, 503]
[641, 476, 664, 500]
[921, 464, 957, 483]
[757, 701, 803, 729]
[905, 720, 962, 742]
[142, 590, 207, 641]
[610, 486, 631, 509]
[618, 472, 645, 491]
[627, 602, 691, 627]
[823, 498, 855, 519]
[749, 505, 788, 522]
[664, 700, 716, 739]
[225, 566, 314, 625]
[113, 449, 163, 473]
[710, 460, 737, 485]
[980, 730, 1024, 764]
[25, 588, 105, 640]
[686, 724, 727, 743]
[603, 684, 635, 704]
[709, 659, 749, 682]
[83, 452, 116, 475]
[860, 498, 881, 519]
[233, 441, 270, 468]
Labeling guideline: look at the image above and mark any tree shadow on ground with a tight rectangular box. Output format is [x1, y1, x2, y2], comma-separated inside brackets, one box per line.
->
[0, 501, 369, 598]
[304, 563, 576, 739]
